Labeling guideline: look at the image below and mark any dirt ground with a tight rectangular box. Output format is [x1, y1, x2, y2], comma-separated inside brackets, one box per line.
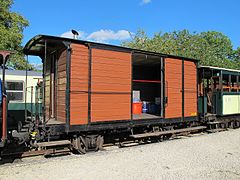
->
[0, 129, 240, 180]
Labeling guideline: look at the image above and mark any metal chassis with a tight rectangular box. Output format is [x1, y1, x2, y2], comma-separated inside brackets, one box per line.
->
[46, 116, 198, 135]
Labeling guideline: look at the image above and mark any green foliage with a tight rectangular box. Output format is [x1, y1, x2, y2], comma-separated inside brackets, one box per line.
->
[233, 47, 240, 68]
[0, 0, 33, 70]
[122, 29, 240, 70]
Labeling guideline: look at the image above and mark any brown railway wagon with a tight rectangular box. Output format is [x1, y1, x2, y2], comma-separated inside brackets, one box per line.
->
[23, 35, 198, 133]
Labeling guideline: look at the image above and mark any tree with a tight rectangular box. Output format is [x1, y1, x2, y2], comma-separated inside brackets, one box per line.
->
[122, 29, 239, 69]
[233, 47, 240, 68]
[0, 0, 33, 70]
[198, 31, 235, 68]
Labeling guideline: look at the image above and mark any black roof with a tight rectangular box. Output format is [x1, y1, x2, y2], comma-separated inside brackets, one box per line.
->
[23, 34, 199, 62]
[0, 69, 42, 76]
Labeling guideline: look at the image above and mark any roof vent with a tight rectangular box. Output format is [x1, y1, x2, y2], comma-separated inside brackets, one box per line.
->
[71, 29, 79, 39]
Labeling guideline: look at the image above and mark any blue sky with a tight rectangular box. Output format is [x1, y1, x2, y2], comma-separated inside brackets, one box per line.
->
[12, 0, 240, 64]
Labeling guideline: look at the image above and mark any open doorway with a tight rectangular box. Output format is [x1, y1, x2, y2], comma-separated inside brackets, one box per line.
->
[132, 53, 163, 120]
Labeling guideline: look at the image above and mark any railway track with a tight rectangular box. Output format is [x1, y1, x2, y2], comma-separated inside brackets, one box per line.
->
[1, 147, 71, 159]
[2, 125, 236, 161]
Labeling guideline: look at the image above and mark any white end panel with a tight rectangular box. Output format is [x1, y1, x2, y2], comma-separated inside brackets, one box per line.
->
[222, 95, 240, 115]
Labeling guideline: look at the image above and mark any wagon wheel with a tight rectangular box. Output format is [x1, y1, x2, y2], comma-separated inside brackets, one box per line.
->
[236, 121, 240, 128]
[158, 128, 164, 142]
[159, 135, 164, 142]
[163, 127, 174, 140]
[96, 135, 104, 151]
[77, 136, 87, 154]
[72, 136, 87, 154]
[163, 134, 172, 140]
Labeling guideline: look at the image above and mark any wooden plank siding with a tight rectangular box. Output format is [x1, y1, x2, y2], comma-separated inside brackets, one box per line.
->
[44, 57, 51, 120]
[91, 49, 131, 122]
[70, 45, 132, 124]
[56, 50, 67, 122]
[165, 58, 182, 118]
[70, 44, 89, 125]
[165, 57, 197, 119]
[184, 60, 197, 116]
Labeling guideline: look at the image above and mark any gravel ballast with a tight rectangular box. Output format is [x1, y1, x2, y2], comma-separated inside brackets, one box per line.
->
[0, 129, 240, 180]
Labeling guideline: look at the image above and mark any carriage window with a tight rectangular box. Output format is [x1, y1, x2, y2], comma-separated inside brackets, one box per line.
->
[6, 81, 24, 101]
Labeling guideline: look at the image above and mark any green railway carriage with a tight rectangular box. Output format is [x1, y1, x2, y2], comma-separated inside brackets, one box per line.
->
[198, 66, 240, 117]
[0, 69, 42, 130]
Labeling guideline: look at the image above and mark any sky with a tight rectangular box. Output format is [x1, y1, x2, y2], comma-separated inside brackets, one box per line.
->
[11, 0, 240, 64]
